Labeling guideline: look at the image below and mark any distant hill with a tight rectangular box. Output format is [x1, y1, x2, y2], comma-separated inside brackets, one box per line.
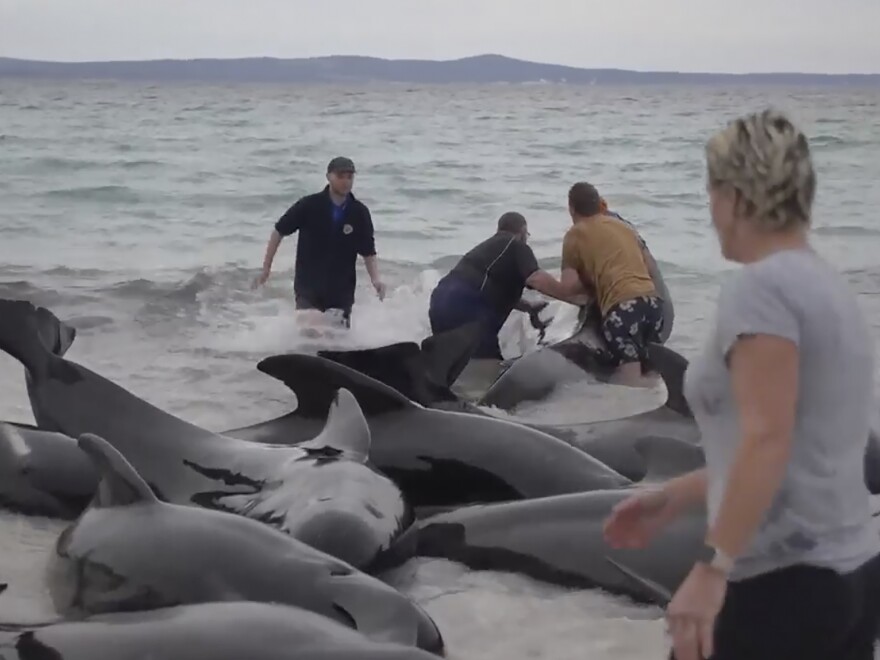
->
[0, 54, 876, 86]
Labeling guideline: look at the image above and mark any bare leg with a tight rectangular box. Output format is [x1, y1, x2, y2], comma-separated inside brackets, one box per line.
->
[296, 309, 336, 338]
[608, 361, 660, 388]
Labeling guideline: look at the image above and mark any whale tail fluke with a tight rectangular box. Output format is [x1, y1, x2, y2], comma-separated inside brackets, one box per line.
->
[0, 299, 61, 381]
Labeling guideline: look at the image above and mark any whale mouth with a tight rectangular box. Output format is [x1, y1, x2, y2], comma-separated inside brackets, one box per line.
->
[332, 603, 357, 628]
[326, 573, 445, 655]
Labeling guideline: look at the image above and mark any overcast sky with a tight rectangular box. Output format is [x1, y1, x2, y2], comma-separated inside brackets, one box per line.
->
[1, 0, 877, 74]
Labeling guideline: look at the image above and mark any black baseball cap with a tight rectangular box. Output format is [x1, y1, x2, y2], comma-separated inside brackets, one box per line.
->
[327, 156, 356, 174]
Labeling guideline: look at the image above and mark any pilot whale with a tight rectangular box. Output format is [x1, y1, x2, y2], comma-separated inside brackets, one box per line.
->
[0, 298, 410, 570]
[323, 300, 670, 413]
[223, 352, 632, 510]
[312, 331, 880, 491]
[480, 213, 677, 410]
[46, 432, 444, 654]
[0, 601, 441, 660]
[0, 421, 98, 519]
[294, 329, 700, 483]
[376, 480, 705, 605]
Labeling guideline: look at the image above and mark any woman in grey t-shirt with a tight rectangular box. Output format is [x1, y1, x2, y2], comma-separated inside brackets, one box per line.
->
[604, 108, 880, 660]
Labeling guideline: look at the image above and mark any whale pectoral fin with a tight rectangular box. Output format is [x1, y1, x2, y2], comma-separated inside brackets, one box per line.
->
[257, 353, 417, 418]
[645, 343, 692, 418]
[76, 433, 158, 507]
[299, 388, 370, 462]
[635, 436, 705, 483]
[420, 320, 483, 391]
[604, 556, 672, 607]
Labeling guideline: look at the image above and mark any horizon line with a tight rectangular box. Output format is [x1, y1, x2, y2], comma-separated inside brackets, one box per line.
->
[1, 53, 877, 78]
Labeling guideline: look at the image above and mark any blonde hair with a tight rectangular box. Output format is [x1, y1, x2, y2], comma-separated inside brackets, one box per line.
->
[705, 108, 816, 231]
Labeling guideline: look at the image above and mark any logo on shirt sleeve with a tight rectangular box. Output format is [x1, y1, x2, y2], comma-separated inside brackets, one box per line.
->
[342, 224, 353, 235]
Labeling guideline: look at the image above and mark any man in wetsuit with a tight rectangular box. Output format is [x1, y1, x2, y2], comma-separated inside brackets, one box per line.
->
[252, 156, 386, 328]
[429, 211, 583, 361]
[559, 181, 666, 387]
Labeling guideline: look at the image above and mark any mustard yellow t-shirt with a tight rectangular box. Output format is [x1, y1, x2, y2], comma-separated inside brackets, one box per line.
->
[562, 215, 656, 316]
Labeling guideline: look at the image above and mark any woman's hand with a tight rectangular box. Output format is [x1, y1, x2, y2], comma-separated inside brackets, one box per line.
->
[666, 563, 728, 660]
[602, 484, 683, 550]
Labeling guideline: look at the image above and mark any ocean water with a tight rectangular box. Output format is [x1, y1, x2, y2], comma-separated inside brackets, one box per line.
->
[1, 79, 880, 658]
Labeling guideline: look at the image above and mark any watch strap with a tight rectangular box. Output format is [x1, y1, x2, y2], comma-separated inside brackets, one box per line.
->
[698, 542, 734, 576]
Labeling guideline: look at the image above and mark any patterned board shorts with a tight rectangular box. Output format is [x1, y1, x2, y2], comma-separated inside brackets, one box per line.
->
[601, 296, 664, 366]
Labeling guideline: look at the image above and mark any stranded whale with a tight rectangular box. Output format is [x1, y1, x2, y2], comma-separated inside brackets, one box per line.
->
[0, 601, 441, 660]
[287, 333, 700, 483]
[223, 351, 632, 510]
[376, 484, 705, 605]
[0, 421, 98, 519]
[47, 432, 444, 654]
[0, 298, 410, 570]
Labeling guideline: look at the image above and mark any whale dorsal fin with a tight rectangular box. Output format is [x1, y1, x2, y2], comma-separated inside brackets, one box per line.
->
[604, 556, 672, 606]
[636, 436, 705, 483]
[257, 353, 417, 418]
[77, 433, 157, 507]
[299, 388, 370, 462]
[318, 342, 428, 403]
[645, 343, 692, 418]
[315, 322, 482, 407]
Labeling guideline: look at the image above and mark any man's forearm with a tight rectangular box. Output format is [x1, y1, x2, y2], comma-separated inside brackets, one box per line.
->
[261, 230, 282, 271]
[363, 254, 380, 283]
[526, 269, 586, 304]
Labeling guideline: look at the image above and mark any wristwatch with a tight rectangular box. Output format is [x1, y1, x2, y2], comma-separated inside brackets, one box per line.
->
[696, 542, 734, 576]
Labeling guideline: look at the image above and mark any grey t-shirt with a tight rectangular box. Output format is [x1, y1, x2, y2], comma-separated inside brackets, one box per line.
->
[684, 248, 879, 581]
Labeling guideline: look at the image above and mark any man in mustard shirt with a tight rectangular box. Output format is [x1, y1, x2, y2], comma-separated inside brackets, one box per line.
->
[560, 182, 666, 387]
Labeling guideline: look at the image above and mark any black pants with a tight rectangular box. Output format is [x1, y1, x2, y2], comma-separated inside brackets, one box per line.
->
[294, 293, 351, 328]
[670, 556, 880, 660]
[428, 275, 504, 360]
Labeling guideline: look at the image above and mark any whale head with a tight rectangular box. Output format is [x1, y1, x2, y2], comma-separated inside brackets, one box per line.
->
[211, 388, 413, 570]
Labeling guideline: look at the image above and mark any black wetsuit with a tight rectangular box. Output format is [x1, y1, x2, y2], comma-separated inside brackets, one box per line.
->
[429, 231, 539, 359]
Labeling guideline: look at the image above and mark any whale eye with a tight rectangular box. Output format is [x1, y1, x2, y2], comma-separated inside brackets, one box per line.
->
[329, 566, 353, 577]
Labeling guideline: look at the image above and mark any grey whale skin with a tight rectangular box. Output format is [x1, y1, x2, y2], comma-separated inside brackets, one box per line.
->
[46, 432, 444, 655]
[0, 421, 98, 519]
[223, 350, 632, 510]
[312, 322, 880, 490]
[0, 298, 96, 519]
[376, 485, 706, 605]
[0, 298, 410, 571]
[243, 326, 699, 485]
[0, 599, 440, 660]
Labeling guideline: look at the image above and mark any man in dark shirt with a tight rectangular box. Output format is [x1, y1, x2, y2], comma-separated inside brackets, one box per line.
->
[252, 157, 385, 327]
[429, 211, 585, 360]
